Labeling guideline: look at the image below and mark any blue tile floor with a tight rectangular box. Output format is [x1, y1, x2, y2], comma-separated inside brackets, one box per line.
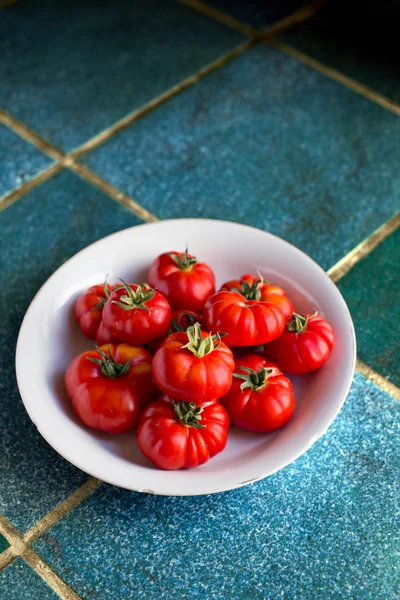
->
[0, 0, 399, 598]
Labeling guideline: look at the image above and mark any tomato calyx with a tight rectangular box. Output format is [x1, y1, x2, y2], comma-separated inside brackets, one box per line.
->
[168, 311, 198, 335]
[112, 280, 155, 313]
[181, 322, 225, 358]
[172, 400, 206, 429]
[233, 366, 281, 392]
[87, 346, 130, 378]
[232, 276, 263, 301]
[287, 311, 318, 334]
[169, 247, 198, 272]
[91, 277, 111, 312]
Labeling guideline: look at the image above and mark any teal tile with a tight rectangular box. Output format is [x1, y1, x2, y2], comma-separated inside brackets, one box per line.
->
[338, 227, 400, 387]
[33, 374, 400, 600]
[280, 1, 400, 103]
[205, 0, 305, 29]
[0, 169, 143, 531]
[0, 0, 243, 151]
[0, 558, 59, 600]
[0, 124, 53, 197]
[82, 44, 400, 270]
[0, 532, 10, 553]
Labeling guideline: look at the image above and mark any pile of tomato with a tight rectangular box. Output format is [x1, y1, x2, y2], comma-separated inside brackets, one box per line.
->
[66, 248, 335, 470]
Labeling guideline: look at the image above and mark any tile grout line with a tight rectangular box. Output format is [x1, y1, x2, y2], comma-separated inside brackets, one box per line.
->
[0, 512, 84, 599]
[69, 39, 255, 159]
[356, 360, 400, 401]
[181, 0, 400, 117]
[23, 477, 102, 544]
[268, 39, 400, 117]
[327, 212, 400, 283]
[0, 110, 64, 161]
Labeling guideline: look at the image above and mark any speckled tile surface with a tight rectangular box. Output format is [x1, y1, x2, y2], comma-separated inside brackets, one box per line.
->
[0, 124, 53, 197]
[280, 1, 400, 103]
[0, 558, 59, 600]
[338, 228, 400, 387]
[204, 0, 306, 29]
[31, 375, 400, 600]
[0, 533, 10, 554]
[0, 0, 243, 151]
[81, 44, 400, 271]
[0, 169, 142, 531]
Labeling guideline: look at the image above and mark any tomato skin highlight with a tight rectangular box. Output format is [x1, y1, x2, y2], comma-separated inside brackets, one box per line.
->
[136, 395, 229, 470]
[102, 283, 171, 346]
[220, 354, 295, 432]
[152, 327, 235, 403]
[65, 343, 157, 433]
[220, 273, 294, 320]
[264, 313, 335, 374]
[203, 291, 285, 347]
[148, 251, 215, 312]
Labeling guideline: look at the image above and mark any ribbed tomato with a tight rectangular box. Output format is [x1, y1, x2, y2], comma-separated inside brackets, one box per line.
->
[75, 281, 120, 344]
[220, 354, 295, 432]
[137, 395, 229, 470]
[220, 273, 294, 320]
[65, 344, 157, 433]
[102, 281, 171, 345]
[152, 323, 234, 402]
[264, 312, 335, 374]
[203, 291, 285, 347]
[148, 248, 215, 312]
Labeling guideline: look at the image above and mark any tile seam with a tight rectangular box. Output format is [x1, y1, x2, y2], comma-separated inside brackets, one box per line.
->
[327, 212, 400, 283]
[0, 513, 83, 598]
[356, 360, 400, 401]
[180, 0, 400, 116]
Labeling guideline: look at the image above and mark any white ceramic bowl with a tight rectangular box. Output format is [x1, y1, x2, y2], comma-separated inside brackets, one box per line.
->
[16, 219, 356, 495]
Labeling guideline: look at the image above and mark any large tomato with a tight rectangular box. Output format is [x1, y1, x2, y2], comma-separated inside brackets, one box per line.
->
[65, 343, 157, 433]
[220, 274, 294, 320]
[152, 323, 234, 402]
[220, 354, 295, 432]
[264, 312, 335, 374]
[137, 395, 229, 470]
[203, 291, 285, 347]
[148, 248, 215, 312]
[75, 281, 120, 344]
[102, 281, 171, 345]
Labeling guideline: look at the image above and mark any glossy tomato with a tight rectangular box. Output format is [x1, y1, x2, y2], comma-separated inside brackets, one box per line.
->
[203, 291, 285, 347]
[152, 323, 234, 402]
[220, 354, 295, 432]
[148, 248, 215, 312]
[137, 395, 229, 470]
[220, 274, 294, 320]
[65, 343, 157, 433]
[264, 312, 335, 374]
[102, 281, 171, 345]
[76, 281, 120, 342]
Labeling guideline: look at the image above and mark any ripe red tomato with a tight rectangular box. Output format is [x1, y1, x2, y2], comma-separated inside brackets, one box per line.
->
[152, 323, 234, 402]
[220, 354, 295, 432]
[137, 395, 229, 470]
[203, 291, 285, 347]
[220, 274, 294, 320]
[102, 281, 171, 345]
[264, 312, 335, 374]
[65, 344, 156, 433]
[148, 248, 215, 312]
